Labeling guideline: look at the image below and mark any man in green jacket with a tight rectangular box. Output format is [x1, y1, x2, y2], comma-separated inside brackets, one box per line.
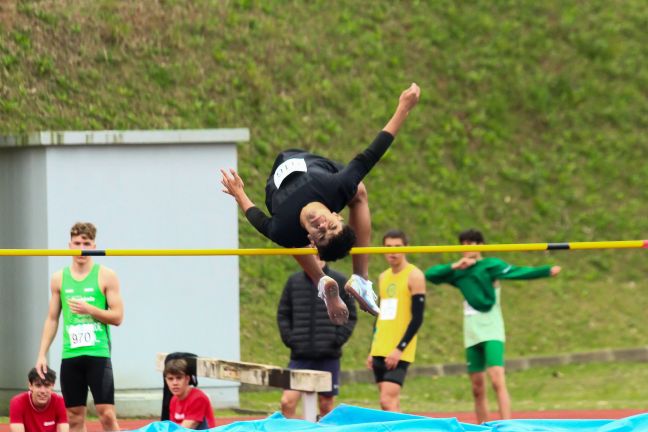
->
[424, 229, 561, 424]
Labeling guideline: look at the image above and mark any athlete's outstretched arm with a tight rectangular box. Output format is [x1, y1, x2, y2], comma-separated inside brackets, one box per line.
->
[383, 83, 421, 136]
[342, 84, 421, 285]
[221, 168, 255, 213]
[424, 263, 456, 284]
[488, 258, 560, 280]
[221, 168, 273, 238]
[340, 83, 421, 187]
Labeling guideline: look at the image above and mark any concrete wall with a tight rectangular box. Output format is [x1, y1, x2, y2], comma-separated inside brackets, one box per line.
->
[0, 150, 50, 413]
[0, 129, 248, 416]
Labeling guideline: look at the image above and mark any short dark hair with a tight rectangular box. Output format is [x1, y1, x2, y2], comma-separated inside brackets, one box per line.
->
[28, 367, 56, 385]
[164, 358, 188, 377]
[382, 229, 409, 245]
[458, 229, 485, 244]
[316, 225, 357, 261]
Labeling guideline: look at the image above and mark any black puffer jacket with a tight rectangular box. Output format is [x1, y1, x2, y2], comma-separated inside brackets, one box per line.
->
[277, 266, 357, 360]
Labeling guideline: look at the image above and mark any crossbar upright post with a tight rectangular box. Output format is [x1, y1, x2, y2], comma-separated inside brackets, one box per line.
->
[301, 392, 318, 422]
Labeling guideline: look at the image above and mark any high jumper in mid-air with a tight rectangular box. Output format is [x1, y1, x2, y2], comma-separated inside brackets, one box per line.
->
[221, 83, 421, 325]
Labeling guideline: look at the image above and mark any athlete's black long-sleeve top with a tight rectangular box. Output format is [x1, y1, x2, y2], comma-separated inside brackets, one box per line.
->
[245, 131, 394, 247]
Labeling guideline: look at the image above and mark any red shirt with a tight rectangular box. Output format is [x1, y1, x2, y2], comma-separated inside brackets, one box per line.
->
[169, 388, 216, 429]
[9, 392, 68, 432]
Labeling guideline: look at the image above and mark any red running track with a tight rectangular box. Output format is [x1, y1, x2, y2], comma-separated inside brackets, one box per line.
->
[434, 409, 646, 423]
[1, 409, 646, 431]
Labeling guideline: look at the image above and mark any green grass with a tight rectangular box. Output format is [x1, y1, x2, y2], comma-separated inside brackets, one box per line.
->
[239, 362, 648, 414]
[1, 0, 647, 371]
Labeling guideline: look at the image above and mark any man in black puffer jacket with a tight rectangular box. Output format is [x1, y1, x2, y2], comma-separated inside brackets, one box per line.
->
[277, 257, 357, 419]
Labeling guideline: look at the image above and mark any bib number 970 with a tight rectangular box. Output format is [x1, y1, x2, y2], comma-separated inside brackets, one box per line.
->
[68, 324, 97, 348]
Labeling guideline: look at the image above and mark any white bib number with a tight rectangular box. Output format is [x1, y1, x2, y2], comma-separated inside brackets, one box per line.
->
[379, 298, 398, 321]
[68, 324, 97, 348]
[273, 158, 307, 188]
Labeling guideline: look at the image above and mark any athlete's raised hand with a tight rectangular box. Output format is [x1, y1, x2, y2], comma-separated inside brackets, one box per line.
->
[452, 257, 477, 270]
[220, 168, 256, 213]
[220, 168, 245, 197]
[550, 266, 561, 276]
[398, 83, 420, 112]
[383, 83, 421, 136]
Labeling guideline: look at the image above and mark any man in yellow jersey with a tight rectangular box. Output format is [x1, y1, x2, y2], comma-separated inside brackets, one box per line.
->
[35, 222, 124, 432]
[367, 230, 426, 411]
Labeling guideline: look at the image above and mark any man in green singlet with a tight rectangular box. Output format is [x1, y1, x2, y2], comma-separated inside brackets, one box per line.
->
[35, 222, 124, 432]
[424, 229, 561, 424]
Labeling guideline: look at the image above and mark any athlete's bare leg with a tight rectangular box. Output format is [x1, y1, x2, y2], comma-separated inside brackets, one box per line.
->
[487, 366, 511, 420]
[470, 372, 489, 423]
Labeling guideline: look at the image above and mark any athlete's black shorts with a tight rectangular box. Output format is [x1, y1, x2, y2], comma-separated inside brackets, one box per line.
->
[371, 356, 411, 387]
[60, 355, 115, 407]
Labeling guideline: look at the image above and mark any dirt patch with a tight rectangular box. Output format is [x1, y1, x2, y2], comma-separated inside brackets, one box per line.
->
[0, 0, 17, 30]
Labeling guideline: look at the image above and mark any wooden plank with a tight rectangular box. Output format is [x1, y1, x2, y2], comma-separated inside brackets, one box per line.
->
[156, 353, 331, 393]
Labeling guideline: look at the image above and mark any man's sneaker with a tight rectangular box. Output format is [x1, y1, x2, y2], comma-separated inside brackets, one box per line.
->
[344, 274, 380, 316]
[317, 276, 349, 325]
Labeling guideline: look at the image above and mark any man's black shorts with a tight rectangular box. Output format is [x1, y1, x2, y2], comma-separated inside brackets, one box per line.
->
[60, 356, 115, 407]
[371, 356, 411, 387]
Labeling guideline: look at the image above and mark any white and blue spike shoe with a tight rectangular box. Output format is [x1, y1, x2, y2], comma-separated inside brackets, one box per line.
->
[345, 274, 380, 316]
[317, 276, 349, 325]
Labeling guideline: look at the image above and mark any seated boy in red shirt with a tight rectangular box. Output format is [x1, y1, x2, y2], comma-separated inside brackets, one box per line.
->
[10, 367, 69, 432]
[164, 358, 216, 429]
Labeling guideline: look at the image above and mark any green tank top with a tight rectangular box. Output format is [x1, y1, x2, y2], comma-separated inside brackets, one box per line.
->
[61, 264, 111, 359]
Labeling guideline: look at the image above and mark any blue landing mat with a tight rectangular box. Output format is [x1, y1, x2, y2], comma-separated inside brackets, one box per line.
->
[135, 405, 648, 432]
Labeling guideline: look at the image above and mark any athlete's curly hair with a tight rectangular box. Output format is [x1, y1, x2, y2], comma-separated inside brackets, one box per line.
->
[70, 222, 97, 240]
[316, 225, 357, 262]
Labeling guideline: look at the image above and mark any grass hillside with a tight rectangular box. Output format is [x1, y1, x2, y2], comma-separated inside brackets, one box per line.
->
[1, 1, 647, 370]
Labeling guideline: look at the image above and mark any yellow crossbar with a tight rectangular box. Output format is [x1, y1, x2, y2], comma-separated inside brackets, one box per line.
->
[0, 240, 645, 256]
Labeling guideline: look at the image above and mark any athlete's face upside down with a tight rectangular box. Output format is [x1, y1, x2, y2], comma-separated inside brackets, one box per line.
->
[304, 209, 344, 247]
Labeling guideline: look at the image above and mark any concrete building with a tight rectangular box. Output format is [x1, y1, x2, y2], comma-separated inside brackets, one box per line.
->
[0, 129, 249, 416]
